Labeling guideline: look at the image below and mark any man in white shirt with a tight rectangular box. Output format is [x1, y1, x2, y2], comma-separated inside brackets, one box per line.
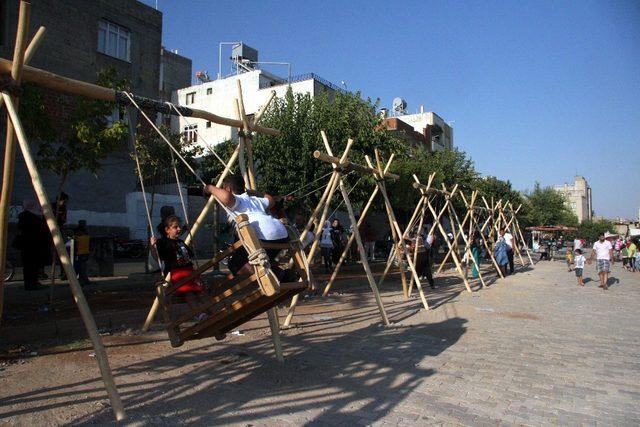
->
[588, 233, 614, 290]
[204, 175, 289, 277]
[500, 228, 516, 274]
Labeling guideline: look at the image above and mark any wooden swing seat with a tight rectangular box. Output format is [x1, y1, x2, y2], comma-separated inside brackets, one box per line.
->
[157, 214, 309, 347]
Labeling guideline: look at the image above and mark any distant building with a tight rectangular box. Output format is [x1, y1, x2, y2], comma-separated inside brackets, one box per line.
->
[554, 176, 593, 222]
[174, 63, 339, 149]
[382, 106, 454, 151]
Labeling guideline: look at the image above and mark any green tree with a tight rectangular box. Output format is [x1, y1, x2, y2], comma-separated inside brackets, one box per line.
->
[32, 68, 129, 195]
[200, 139, 238, 183]
[473, 176, 523, 207]
[577, 218, 617, 243]
[253, 88, 402, 214]
[388, 146, 479, 221]
[523, 182, 578, 227]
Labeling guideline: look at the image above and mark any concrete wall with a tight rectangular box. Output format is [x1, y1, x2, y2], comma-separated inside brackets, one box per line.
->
[1, 0, 175, 236]
[396, 111, 454, 151]
[173, 70, 326, 149]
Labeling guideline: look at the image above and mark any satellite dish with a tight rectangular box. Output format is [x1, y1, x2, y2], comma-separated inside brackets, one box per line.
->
[392, 97, 407, 115]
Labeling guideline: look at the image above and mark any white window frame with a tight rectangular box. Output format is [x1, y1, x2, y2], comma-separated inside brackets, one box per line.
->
[98, 20, 131, 62]
[183, 124, 198, 143]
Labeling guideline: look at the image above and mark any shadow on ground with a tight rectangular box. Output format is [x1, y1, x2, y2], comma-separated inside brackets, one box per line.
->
[1, 317, 467, 425]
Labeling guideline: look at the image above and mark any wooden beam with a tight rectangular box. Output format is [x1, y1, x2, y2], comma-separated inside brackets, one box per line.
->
[0, 58, 280, 136]
[0, 19, 45, 327]
[313, 150, 399, 179]
[3, 93, 126, 421]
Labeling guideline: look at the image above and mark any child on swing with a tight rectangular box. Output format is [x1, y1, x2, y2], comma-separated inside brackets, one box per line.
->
[150, 215, 208, 321]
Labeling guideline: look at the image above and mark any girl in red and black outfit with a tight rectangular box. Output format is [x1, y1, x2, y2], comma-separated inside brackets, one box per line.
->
[151, 215, 207, 318]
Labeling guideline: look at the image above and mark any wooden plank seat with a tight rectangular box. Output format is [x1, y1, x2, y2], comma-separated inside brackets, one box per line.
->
[157, 214, 310, 347]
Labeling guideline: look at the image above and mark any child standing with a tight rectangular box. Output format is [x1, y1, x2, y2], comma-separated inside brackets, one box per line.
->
[574, 249, 586, 286]
[319, 220, 334, 273]
[74, 220, 91, 286]
[566, 248, 574, 272]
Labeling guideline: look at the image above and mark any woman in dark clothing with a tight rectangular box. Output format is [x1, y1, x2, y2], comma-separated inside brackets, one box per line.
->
[330, 219, 345, 264]
[16, 201, 47, 290]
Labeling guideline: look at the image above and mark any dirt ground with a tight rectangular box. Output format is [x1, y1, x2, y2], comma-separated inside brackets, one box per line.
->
[2, 258, 638, 425]
[0, 259, 478, 424]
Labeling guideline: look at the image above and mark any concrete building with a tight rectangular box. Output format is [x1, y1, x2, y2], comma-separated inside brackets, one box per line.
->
[1, 0, 195, 242]
[174, 68, 339, 149]
[554, 176, 593, 222]
[159, 47, 192, 125]
[174, 43, 339, 149]
[381, 106, 454, 152]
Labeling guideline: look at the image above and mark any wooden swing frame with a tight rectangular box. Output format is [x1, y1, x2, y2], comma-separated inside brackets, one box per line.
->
[0, 3, 283, 419]
[282, 134, 399, 327]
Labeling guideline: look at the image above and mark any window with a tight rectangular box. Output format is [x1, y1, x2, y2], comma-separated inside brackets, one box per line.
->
[105, 107, 121, 126]
[206, 121, 212, 128]
[571, 202, 577, 210]
[98, 20, 130, 61]
[183, 124, 198, 143]
[206, 88, 213, 95]
[185, 92, 196, 105]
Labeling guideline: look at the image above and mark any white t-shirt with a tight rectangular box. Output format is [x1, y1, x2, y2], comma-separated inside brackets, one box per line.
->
[574, 255, 586, 269]
[503, 232, 514, 248]
[230, 193, 288, 241]
[320, 227, 333, 248]
[592, 240, 612, 260]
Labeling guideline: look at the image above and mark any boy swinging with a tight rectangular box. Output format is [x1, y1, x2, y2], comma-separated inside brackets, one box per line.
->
[204, 175, 292, 280]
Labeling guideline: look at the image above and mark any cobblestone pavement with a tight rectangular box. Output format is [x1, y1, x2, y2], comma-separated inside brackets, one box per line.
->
[1, 260, 639, 425]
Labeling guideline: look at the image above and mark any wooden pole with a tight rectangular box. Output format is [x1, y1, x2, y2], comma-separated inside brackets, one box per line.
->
[424, 186, 473, 293]
[338, 176, 390, 325]
[3, 94, 126, 421]
[0, 58, 280, 136]
[463, 193, 503, 279]
[283, 136, 353, 327]
[445, 188, 486, 288]
[1, 2, 31, 328]
[406, 197, 427, 297]
[235, 89, 283, 361]
[0, 15, 43, 326]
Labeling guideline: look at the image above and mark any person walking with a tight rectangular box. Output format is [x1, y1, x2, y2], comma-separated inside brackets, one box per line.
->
[494, 236, 509, 278]
[626, 239, 636, 272]
[74, 220, 91, 286]
[574, 249, 586, 286]
[588, 233, 614, 290]
[500, 228, 515, 274]
[319, 221, 334, 273]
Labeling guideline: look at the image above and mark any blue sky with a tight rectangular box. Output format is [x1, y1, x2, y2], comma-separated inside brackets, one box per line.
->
[143, 0, 640, 219]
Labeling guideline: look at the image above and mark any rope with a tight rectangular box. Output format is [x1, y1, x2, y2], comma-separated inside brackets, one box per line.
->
[165, 101, 232, 175]
[170, 152, 199, 268]
[126, 107, 163, 273]
[297, 170, 355, 200]
[123, 92, 207, 187]
[329, 175, 363, 219]
[283, 171, 333, 197]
